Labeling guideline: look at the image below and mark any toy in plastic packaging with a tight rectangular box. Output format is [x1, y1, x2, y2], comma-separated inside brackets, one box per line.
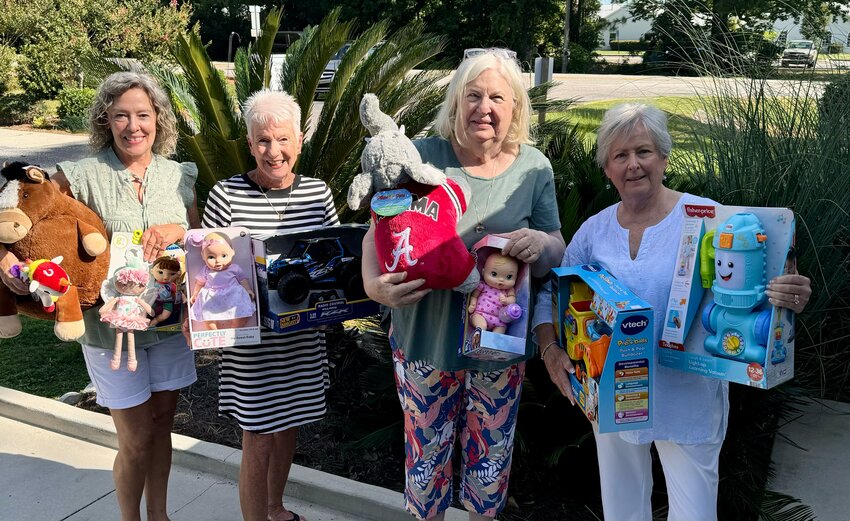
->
[185, 227, 260, 349]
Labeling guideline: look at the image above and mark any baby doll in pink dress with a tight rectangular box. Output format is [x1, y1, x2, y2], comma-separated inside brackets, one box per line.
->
[99, 261, 153, 372]
[467, 252, 520, 334]
[189, 231, 255, 330]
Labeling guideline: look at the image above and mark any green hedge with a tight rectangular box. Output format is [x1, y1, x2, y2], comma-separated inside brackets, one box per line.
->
[609, 39, 650, 52]
[57, 87, 95, 119]
[0, 45, 20, 95]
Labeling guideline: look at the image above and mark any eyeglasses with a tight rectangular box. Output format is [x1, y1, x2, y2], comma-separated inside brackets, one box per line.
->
[463, 47, 518, 61]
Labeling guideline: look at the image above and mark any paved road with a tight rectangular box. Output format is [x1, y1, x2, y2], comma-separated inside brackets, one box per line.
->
[0, 73, 818, 168]
[0, 127, 89, 173]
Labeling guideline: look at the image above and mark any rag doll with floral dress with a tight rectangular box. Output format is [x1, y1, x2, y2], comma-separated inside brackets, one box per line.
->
[99, 258, 153, 371]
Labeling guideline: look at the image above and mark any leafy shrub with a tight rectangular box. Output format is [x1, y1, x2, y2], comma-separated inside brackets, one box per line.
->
[7, 0, 192, 100]
[827, 42, 844, 54]
[564, 43, 595, 73]
[30, 99, 59, 129]
[609, 39, 650, 53]
[0, 92, 34, 125]
[0, 45, 20, 94]
[17, 40, 72, 99]
[57, 87, 95, 119]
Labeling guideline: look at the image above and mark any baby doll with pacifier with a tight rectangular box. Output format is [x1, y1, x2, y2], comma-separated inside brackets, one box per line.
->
[187, 231, 255, 331]
[467, 252, 522, 334]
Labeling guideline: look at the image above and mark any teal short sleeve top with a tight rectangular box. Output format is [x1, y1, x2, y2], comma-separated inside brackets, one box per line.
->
[390, 137, 561, 371]
[56, 148, 198, 349]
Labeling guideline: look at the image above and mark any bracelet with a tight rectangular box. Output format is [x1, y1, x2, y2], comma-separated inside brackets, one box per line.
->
[539, 340, 558, 359]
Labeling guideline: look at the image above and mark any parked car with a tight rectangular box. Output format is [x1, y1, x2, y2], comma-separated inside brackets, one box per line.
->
[266, 237, 365, 305]
[317, 43, 352, 95]
[781, 40, 818, 68]
[317, 42, 383, 95]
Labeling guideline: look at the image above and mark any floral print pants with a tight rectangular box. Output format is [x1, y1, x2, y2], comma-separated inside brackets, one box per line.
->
[390, 336, 525, 519]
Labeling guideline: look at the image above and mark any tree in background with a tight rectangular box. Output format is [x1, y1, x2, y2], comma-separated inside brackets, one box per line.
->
[188, 0, 603, 67]
[631, 0, 847, 71]
[0, 0, 192, 99]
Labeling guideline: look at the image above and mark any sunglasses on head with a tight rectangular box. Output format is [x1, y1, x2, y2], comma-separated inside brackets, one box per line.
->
[463, 47, 518, 61]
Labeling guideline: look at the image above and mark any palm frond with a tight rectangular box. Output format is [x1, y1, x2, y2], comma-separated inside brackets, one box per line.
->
[280, 7, 353, 131]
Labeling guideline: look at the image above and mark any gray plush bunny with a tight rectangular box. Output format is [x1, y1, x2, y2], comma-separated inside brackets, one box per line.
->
[347, 93, 447, 211]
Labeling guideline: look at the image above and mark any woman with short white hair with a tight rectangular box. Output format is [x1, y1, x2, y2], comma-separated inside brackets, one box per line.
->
[202, 89, 339, 521]
[533, 102, 812, 521]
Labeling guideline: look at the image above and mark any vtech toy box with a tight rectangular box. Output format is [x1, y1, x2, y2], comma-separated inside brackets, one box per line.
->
[253, 224, 379, 333]
[658, 204, 796, 388]
[551, 264, 653, 433]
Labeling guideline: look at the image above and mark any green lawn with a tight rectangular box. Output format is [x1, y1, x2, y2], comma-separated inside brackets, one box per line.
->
[0, 317, 89, 397]
[564, 96, 710, 161]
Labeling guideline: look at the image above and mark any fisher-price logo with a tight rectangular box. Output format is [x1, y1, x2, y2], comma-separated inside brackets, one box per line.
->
[621, 315, 649, 335]
[684, 205, 716, 218]
[582, 264, 601, 272]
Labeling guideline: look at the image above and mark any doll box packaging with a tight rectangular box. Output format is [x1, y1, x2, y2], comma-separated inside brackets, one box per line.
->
[658, 205, 796, 389]
[551, 264, 654, 433]
[252, 224, 379, 333]
[184, 227, 261, 349]
[460, 235, 531, 362]
[103, 231, 186, 333]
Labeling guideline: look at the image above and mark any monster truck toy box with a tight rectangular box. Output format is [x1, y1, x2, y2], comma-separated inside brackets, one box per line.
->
[460, 235, 531, 362]
[658, 204, 796, 389]
[252, 224, 379, 333]
[551, 264, 653, 433]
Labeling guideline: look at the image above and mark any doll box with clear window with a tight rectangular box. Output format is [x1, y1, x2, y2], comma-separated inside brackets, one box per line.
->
[184, 227, 261, 349]
[252, 224, 379, 333]
[103, 231, 186, 334]
[551, 264, 654, 433]
[460, 235, 531, 362]
[658, 204, 796, 389]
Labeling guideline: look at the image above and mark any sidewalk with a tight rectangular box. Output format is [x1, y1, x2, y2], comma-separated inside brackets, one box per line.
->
[0, 387, 468, 521]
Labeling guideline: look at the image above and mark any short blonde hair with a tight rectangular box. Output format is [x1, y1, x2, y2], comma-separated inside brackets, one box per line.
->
[434, 52, 533, 148]
[242, 89, 301, 138]
[89, 71, 178, 157]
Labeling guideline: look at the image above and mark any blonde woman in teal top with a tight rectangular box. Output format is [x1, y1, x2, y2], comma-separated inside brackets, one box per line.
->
[0, 71, 200, 521]
[361, 51, 565, 521]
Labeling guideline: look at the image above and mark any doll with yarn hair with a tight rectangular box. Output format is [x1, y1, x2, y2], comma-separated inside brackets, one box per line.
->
[467, 252, 521, 334]
[99, 258, 153, 371]
[188, 231, 255, 330]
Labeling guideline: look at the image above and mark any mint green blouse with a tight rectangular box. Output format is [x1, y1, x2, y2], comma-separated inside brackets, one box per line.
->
[57, 148, 198, 349]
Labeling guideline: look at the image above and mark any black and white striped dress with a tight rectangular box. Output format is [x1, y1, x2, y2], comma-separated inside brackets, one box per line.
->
[201, 173, 340, 433]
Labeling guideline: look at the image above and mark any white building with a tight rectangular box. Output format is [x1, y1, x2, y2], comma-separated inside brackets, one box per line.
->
[598, 2, 850, 52]
[599, 3, 653, 48]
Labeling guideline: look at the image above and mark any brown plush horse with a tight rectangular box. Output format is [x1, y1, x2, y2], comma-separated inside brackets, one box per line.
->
[0, 162, 110, 341]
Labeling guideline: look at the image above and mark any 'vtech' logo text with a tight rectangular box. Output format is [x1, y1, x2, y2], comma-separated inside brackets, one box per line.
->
[621, 315, 649, 335]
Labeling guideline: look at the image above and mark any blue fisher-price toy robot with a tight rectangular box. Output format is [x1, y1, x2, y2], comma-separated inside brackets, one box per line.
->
[700, 213, 772, 363]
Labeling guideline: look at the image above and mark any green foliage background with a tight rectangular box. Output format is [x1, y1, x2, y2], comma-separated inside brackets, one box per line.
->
[0, 0, 192, 99]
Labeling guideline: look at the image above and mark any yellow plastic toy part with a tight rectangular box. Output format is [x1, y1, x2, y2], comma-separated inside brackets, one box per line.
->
[564, 281, 596, 362]
[700, 229, 716, 288]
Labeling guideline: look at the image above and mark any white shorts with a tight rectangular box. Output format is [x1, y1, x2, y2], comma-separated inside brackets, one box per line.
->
[81, 334, 197, 410]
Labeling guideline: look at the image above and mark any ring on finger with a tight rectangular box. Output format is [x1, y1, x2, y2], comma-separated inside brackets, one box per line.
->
[794, 294, 800, 305]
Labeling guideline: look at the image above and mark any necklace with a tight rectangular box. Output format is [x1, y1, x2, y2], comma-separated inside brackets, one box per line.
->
[253, 172, 295, 221]
[466, 158, 499, 234]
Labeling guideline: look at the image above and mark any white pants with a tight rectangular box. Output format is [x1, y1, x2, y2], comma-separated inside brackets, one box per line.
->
[595, 431, 722, 521]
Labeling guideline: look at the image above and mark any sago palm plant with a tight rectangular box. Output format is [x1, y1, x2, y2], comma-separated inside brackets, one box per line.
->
[86, 7, 449, 210]
[169, 6, 447, 212]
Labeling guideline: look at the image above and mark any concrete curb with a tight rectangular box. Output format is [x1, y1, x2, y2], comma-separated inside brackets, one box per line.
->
[0, 386, 468, 521]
